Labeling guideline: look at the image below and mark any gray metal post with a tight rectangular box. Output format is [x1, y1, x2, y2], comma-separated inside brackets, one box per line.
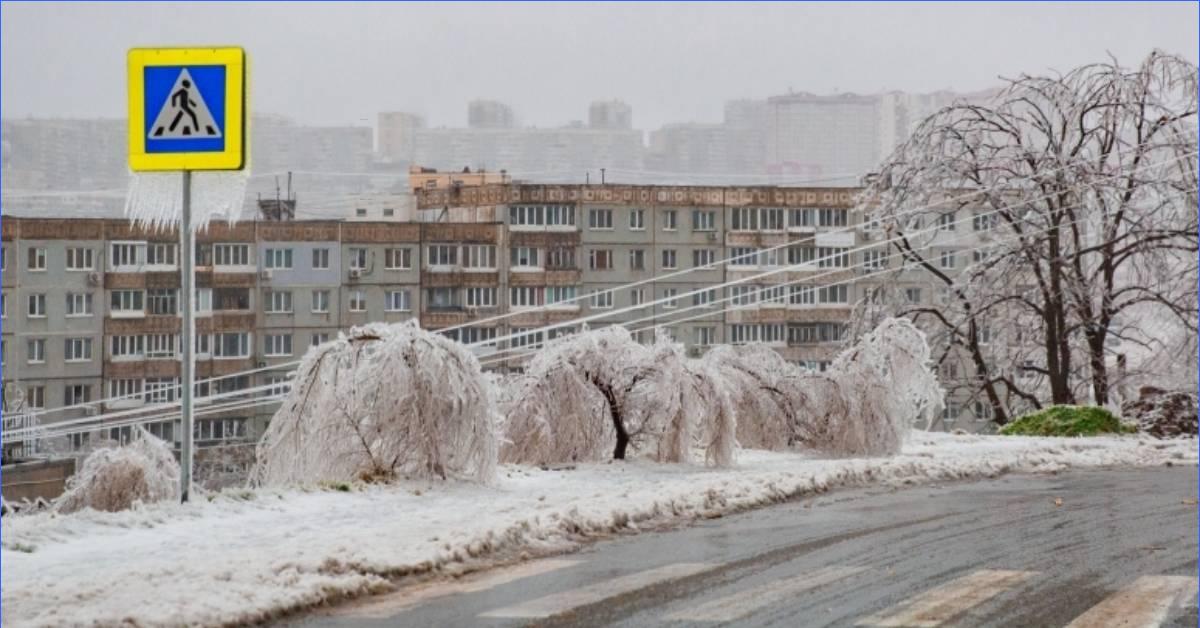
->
[179, 170, 195, 502]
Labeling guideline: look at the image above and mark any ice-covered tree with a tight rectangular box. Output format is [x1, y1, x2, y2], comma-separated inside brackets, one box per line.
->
[700, 344, 796, 450]
[251, 321, 499, 486]
[55, 429, 179, 514]
[857, 51, 1198, 423]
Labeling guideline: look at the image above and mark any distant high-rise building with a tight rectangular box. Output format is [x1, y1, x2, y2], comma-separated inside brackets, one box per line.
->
[1, 118, 126, 191]
[467, 100, 516, 129]
[251, 114, 373, 174]
[377, 112, 427, 164]
[588, 100, 633, 130]
[765, 92, 882, 185]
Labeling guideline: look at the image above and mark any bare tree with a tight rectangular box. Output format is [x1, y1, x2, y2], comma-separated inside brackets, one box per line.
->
[856, 51, 1198, 424]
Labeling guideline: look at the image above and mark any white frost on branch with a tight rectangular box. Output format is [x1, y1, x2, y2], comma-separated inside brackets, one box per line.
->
[55, 429, 179, 514]
[251, 321, 499, 486]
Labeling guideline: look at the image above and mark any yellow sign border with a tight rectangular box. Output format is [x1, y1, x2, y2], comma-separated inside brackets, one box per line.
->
[128, 47, 245, 171]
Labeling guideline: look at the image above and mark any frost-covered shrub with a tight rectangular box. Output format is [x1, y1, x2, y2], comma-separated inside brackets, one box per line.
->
[251, 321, 499, 486]
[1000, 405, 1134, 437]
[500, 327, 736, 466]
[810, 317, 943, 456]
[55, 430, 179, 514]
[701, 344, 796, 450]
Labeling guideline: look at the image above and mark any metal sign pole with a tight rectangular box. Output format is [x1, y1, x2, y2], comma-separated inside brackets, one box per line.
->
[179, 169, 195, 502]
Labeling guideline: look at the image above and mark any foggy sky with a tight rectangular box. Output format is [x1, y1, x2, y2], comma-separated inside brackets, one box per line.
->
[2, 2, 1196, 130]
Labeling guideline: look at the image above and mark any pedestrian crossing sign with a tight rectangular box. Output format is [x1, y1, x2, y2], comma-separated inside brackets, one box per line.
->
[128, 47, 246, 171]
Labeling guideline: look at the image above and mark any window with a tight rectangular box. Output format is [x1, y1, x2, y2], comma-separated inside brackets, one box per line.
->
[694, 326, 716, 346]
[147, 244, 177, 266]
[973, 249, 992, 264]
[589, 249, 613, 270]
[425, 287, 458, 309]
[629, 249, 645, 271]
[938, 212, 957, 231]
[629, 209, 645, 230]
[693, 249, 716, 268]
[663, 288, 678, 308]
[310, 333, 330, 347]
[349, 248, 368, 270]
[817, 247, 850, 268]
[147, 289, 177, 315]
[462, 245, 496, 269]
[905, 287, 922, 304]
[788, 245, 816, 265]
[266, 374, 292, 397]
[818, 208, 848, 227]
[110, 243, 141, 268]
[941, 361, 960, 379]
[214, 332, 250, 358]
[144, 378, 178, 404]
[818, 285, 848, 304]
[386, 289, 412, 311]
[979, 325, 993, 344]
[311, 290, 330, 313]
[662, 210, 677, 230]
[195, 244, 213, 266]
[111, 335, 144, 359]
[588, 208, 613, 229]
[66, 247, 94, 270]
[973, 213, 996, 232]
[264, 334, 293, 357]
[788, 323, 843, 345]
[590, 289, 614, 309]
[25, 386, 45, 409]
[264, 290, 292, 313]
[264, 248, 293, 269]
[462, 327, 498, 346]
[510, 286, 544, 308]
[730, 247, 758, 266]
[731, 285, 758, 306]
[349, 290, 367, 312]
[510, 328, 544, 349]
[27, 338, 45, 363]
[385, 248, 413, 269]
[0, 246, 5, 271]
[64, 337, 93, 362]
[974, 401, 994, 421]
[27, 293, 46, 318]
[383, 208, 395, 218]
[631, 288, 645, 307]
[790, 285, 816, 305]
[196, 418, 247, 442]
[546, 247, 576, 270]
[940, 250, 957, 269]
[146, 334, 176, 359]
[109, 378, 143, 400]
[692, 210, 716, 231]
[692, 288, 716, 307]
[546, 286, 577, 305]
[731, 208, 758, 231]
[510, 247, 540, 268]
[355, 208, 367, 217]
[194, 334, 211, 356]
[194, 288, 212, 314]
[312, 248, 330, 269]
[464, 287, 495, 308]
[730, 324, 759, 344]
[27, 247, 47, 271]
[65, 384, 91, 406]
[214, 287, 250, 311]
[762, 285, 787, 305]
[942, 400, 961, 421]
[863, 250, 887, 270]
[509, 204, 575, 227]
[762, 208, 785, 231]
[788, 208, 814, 228]
[214, 244, 250, 266]
[427, 244, 458, 266]
[661, 249, 677, 269]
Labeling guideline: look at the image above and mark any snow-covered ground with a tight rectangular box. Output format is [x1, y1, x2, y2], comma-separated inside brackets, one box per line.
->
[3, 433, 1195, 627]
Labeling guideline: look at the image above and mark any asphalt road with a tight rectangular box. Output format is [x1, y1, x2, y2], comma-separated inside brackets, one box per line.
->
[292, 467, 1198, 627]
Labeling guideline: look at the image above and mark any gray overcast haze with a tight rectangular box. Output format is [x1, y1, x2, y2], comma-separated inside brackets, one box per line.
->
[2, 2, 1197, 129]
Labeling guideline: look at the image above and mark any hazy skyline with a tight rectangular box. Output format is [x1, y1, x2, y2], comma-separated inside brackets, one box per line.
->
[3, 2, 1197, 130]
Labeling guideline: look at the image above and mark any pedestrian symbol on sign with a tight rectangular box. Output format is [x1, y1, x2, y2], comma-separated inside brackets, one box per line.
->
[148, 68, 222, 139]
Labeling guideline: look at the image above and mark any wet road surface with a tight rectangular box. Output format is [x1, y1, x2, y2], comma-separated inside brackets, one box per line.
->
[291, 467, 1198, 627]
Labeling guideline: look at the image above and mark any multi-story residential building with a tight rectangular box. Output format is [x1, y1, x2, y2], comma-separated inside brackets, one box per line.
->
[1, 182, 993, 462]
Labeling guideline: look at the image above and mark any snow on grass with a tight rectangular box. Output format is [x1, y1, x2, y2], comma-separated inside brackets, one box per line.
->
[3, 433, 1195, 627]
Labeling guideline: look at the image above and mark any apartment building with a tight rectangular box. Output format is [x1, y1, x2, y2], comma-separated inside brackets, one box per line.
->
[1, 183, 994, 458]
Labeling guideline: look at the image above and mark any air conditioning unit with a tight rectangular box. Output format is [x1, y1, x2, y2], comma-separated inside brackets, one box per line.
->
[259, 270, 273, 280]
[84, 406, 99, 417]
[257, 361, 267, 369]
[687, 346, 703, 358]
[348, 268, 363, 280]
[706, 232, 718, 242]
[87, 272, 102, 286]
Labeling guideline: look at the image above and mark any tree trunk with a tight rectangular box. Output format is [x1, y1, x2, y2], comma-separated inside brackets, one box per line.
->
[1085, 330, 1110, 404]
[594, 378, 629, 460]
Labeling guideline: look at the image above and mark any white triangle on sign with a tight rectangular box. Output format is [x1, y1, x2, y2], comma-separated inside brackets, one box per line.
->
[147, 68, 223, 140]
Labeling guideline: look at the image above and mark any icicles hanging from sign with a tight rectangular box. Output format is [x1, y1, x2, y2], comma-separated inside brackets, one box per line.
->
[124, 170, 250, 232]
